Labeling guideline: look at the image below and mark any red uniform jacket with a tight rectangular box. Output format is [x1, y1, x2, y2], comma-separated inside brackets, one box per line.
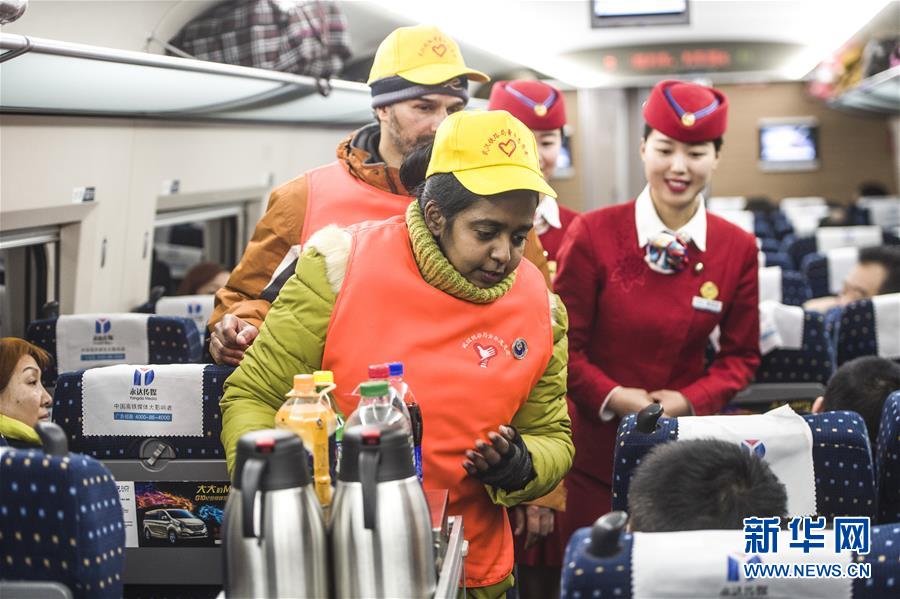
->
[554, 200, 760, 489]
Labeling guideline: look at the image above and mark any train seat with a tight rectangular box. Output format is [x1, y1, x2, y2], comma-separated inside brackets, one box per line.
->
[835, 294, 900, 366]
[0, 443, 125, 598]
[52, 363, 234, 587]
[876, 391, 900, 524]
[759, 267, 812, 306]
[154, 295, 215, 339]
[26, 314, 203, 386]
[561, 513, 899, 599]
[612, 408, 876, 521]
[802, 247, 861, 300]
[52, 363, 231, 460]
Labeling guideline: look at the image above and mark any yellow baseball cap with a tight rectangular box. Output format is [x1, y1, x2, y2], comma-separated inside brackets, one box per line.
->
[367, 25, 489, 85]
[426, 110, 557, 198]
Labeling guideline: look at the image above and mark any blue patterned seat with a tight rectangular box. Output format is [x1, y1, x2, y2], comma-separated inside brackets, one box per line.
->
[0, 447, 125, 598]
[835, 296, 900, 366]
[611, 411, 876, 520]
[26, 315, 203, 386]
[802, 252, 831, 300]
[52, 364, 233, 460]
[786, 236, 818, 272]
[755, 310, 833, 385]
[876, 391, 900, 524]
[762, 250, 793, 270]
[561, 520, 900, 599]
[781, 270, 812, 306]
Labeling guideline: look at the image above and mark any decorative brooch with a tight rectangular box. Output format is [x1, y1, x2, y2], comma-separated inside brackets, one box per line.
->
[644, 231, 690, 274]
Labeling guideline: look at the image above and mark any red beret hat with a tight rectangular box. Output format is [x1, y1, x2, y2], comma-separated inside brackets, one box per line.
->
[488, 80, 566, 131]
[643, 80, 728, 143]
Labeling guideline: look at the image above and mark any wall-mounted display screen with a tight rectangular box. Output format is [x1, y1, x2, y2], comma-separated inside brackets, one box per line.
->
[758, 118, 820, 172]
[590, 0, 690, 28]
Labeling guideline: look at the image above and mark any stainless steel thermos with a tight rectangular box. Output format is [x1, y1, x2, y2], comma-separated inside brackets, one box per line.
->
[331, 425, 436, 598]
[223, 429, 329, 598]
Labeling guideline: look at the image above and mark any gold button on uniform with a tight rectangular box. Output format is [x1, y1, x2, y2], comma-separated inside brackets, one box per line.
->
[681, 112, 696, 126]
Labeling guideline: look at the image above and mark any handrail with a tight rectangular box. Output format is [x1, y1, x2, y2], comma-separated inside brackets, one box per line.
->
[0, 33, 368, 93]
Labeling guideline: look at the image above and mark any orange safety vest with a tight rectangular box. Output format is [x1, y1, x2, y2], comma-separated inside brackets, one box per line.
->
[322, 217, 553, 587]
[301, 162, 410, 245]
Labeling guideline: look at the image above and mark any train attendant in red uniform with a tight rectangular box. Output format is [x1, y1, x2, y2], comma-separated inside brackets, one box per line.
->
[488, 79, 575, 598]
[220, 110, 574, 599]
[489, 80, 579, 267]
[554, 80, 761, 543]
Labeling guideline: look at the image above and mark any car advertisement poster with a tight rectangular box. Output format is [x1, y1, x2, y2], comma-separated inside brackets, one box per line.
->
[120, 481, 230, 547]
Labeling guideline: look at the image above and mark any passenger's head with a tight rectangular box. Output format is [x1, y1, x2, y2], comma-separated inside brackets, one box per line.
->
[627, 439, 788, 532]
[368, 25, 489, 161]
[0, 338, 52, 428]
[813, 356, 900, 447]
[837, 245, 900, 306]
[177, 262, 230, 295]
[857, 181, 888, 199]
[640, 80, 727, 214]
[399, 110, 553, 288]
[488, 80, 567, 180]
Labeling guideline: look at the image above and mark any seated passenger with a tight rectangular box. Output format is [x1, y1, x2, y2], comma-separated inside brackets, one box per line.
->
[627, 439, 788, 532]
[804, 245, 900, 313]
[208, 25, 552, 366]
[0, 337, 53, 448]
[813, 356, 900, 448]
[220, 110, 573, 599]
[177, 261, 230, 295]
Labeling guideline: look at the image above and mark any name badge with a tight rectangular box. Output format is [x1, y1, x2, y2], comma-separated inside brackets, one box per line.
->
[692, 296, 723, 314]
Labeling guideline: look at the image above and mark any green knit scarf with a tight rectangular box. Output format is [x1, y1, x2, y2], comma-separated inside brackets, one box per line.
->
[405, 201, 516, 304]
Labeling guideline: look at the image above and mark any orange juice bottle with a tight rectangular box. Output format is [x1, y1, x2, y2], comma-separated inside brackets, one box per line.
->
[275, 374, 337, 508]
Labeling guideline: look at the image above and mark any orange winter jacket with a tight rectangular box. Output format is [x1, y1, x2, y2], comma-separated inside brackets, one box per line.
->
[209, 123, 550, 332]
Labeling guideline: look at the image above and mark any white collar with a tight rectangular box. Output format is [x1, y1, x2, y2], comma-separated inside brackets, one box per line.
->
[634, 185, 707, 252]
[534, 194, 562, 230]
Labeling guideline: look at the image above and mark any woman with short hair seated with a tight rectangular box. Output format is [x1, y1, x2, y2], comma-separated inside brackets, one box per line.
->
[0, 337, 53, 448]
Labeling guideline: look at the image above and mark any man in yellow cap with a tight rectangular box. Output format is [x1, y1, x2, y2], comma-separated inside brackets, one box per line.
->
[209, 25, 550, 364]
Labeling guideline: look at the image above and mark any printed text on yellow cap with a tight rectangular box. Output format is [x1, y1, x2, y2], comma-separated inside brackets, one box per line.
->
[426, 111, 556, 199]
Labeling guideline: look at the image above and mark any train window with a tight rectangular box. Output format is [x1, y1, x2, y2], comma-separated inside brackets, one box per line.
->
[152, 206, 244, 295]
[0, 227, 60, 337]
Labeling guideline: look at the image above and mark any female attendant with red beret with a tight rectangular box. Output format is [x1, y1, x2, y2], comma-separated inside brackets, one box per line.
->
[487, 79, 577, 598]
[489, 81, 579, 268]
[554, 80, 761, 542]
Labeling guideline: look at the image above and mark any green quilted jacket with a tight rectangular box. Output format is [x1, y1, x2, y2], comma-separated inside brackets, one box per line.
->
[220, 201, 573, 508]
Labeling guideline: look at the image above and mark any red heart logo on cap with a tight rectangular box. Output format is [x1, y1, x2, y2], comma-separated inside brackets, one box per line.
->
[498, 139, 517, 157]
[432, 44, 447, 57]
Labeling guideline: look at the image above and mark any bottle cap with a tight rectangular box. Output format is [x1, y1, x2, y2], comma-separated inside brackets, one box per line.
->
[313, 370, 334, 385]
[291, 374, 316, 394]
[387, 361, 404, 377]
[367, 363, 390, 379]
[360, 381, 389, 397]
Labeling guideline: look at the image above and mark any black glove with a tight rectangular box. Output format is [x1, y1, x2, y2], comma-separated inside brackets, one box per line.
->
[472, 427, 536, 492]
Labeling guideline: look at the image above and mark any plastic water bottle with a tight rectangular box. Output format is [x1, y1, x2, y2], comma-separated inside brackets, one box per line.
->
[314, 370, 343, 473]
[387, 361, 424, 483]
[345, 380, 412, 450]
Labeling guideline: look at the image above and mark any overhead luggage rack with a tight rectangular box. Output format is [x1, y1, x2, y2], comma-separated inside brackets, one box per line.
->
[830, 65, 900, 115]
[0, 33, 374, 125]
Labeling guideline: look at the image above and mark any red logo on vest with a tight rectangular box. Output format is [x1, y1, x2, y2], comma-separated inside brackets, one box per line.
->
[474, 343, 498, 368]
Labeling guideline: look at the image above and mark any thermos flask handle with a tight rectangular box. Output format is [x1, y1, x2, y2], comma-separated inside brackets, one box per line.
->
[360, 444, 379, 531]
[241, 457, 266, 539]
